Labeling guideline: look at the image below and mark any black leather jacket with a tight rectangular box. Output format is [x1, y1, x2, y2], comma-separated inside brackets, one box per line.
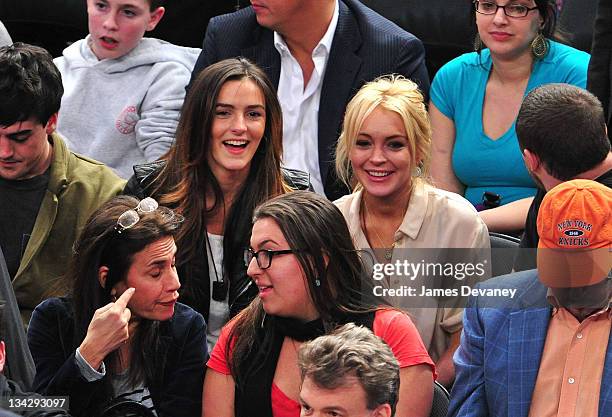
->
[123, 161, 311, 322]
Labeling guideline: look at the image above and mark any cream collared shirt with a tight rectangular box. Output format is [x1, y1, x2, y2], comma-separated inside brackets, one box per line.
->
[334, 181, 491, 360]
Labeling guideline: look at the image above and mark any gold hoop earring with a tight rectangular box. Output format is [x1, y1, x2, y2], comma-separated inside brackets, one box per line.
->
[531, 33, 548, 59]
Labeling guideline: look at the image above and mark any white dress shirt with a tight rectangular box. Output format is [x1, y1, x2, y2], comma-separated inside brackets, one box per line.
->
[274, 0, 339, 195]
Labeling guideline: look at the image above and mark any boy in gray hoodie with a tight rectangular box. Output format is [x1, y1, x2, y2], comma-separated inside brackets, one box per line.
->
[54, 0, 200, 178]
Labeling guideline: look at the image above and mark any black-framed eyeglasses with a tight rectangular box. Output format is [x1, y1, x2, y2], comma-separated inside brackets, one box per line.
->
[244, 248, 296, 269]
[115, 197, 159, 234]
[474, 1, 539, 18]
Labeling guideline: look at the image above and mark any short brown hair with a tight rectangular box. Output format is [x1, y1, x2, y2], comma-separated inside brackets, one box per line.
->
[298, 323, 400, 415]
[516, 83, 610, 181]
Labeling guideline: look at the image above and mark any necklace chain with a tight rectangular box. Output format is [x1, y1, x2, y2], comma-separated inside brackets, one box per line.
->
[361, 198, 396, 261]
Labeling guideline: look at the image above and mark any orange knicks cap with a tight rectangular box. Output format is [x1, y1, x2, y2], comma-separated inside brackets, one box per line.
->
[537, 179, 612, 288]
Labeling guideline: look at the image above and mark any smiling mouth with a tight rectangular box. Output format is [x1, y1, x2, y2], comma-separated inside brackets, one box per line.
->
[367, 170, 391, 177]
[223, 140, 249, 148]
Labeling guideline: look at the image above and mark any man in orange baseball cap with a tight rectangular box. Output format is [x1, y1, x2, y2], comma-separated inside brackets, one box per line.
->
[449, 178, 612, 417]
[537, 179, 612, 320]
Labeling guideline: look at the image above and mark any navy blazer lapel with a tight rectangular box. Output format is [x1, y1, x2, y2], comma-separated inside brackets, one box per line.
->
[241, 29, 281, 88]
[318, 0, 362, 183]
[507, 307, 550, 417]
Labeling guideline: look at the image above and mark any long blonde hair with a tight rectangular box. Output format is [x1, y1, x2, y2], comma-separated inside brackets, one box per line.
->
[335, 75, 432, 189]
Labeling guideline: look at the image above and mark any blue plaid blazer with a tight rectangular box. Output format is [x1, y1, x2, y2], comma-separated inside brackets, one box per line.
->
[448, 269, 612, 417]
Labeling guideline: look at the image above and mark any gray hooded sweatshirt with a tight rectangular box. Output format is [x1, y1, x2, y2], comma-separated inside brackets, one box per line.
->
[54, 36, 200, 178]
[0, 21, 12, 47]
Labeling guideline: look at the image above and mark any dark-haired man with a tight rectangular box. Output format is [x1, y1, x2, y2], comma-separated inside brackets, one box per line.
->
[0, 43, 124, 326]
[190, 0, 429, 200]
[513, 83, 612, 271]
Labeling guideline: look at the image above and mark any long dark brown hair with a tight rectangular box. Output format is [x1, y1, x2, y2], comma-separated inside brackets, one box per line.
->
[150, 57, 287, 290]
[70, 196, 182, 388]
[227, 191, 384, 386]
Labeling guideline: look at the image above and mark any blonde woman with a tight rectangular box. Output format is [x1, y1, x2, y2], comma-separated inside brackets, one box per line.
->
[334, 75, 489, 386]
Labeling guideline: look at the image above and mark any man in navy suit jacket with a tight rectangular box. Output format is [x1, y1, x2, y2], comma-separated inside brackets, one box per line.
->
[449, 179, 612, 417]
[190, 0, 429, 200]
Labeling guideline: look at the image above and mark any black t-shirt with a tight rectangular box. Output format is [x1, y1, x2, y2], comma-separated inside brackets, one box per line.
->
[0, 170, 50, 278]
[513, 168, 612, 271]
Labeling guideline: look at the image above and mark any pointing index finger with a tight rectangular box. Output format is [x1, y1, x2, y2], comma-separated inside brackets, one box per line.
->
[114, 287, 135, 309]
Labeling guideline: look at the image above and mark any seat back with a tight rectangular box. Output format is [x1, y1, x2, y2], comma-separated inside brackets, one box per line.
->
[430, 381, 451, 417]
[489, 232, 521, 277]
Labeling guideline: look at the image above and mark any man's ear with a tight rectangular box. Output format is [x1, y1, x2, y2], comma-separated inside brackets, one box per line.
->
[522, 149, 540, 172]
[372, 404, 392, 417]
[146, 7, 165, 31]
[98, 266, 109, 289]
[0, 341, 5, 373]
[45, 113, 58, 135]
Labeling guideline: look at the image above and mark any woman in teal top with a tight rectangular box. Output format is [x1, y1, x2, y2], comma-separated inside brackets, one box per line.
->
[429, 0, 589, 233]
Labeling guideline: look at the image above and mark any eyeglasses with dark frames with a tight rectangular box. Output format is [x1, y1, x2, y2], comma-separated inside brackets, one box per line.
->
[474, 1, 539, 18]
[244, 248, 296, 269]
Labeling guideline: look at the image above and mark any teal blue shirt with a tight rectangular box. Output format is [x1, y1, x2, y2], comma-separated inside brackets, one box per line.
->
[431, 41, 590, 206]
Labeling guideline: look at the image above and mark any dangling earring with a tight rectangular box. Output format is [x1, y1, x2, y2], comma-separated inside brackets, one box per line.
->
[315, 278, 321, 287]
[413, 164, 422, 178]
[531, 33, 548, 59]
[473, 33, 483, 52]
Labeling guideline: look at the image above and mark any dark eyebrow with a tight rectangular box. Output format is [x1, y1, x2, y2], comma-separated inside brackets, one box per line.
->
[259, 239, 279, 246]
[250, 238, 280, 249]
[322, 406, 347, 413]
[7, 130, 33, 141]
[216, 103, 265, 110]
[120, 3, 144, 11]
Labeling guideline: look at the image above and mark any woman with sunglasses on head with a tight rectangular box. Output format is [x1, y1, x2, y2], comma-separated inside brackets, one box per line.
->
[429, 0, 589, 233]
[334, 75, 489, 387]
[27, 196, 207, 417]
[124, 57, 310, 351]
[203, 191, 435, 417]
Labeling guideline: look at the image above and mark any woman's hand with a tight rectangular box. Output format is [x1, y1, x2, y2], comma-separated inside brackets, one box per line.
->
[78, 288, 135, 370]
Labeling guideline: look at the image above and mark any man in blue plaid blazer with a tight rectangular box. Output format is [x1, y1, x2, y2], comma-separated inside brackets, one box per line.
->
[448, 179, 612, 417]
